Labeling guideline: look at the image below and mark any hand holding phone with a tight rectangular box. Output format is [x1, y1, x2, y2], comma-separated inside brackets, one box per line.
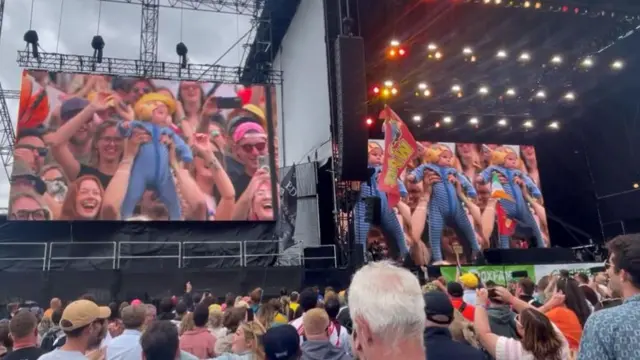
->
[257, 155, 271, 173]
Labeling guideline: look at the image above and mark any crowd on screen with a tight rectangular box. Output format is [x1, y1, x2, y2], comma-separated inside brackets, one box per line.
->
[356, 140, 549, 265]
[10, 71, 277, 221]
[0, 234, 637, 360]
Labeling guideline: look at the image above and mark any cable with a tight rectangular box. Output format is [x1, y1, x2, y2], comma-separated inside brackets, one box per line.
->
[55, 0, 65, 53]
[28, 0, 36, 29]
[195, 24, 257, 81]
[179, 2, 184, 41]
[97, 0, 103, 34]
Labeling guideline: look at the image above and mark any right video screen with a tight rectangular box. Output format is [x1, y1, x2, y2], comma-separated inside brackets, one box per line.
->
[368, 140, 549, 265]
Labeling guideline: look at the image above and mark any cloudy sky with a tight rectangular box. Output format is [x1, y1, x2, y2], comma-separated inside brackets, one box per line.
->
[0, 0, 254, 209]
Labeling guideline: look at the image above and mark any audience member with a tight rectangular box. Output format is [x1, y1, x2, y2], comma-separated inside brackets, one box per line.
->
[179, 304, 215, 359]
[43, 299, 62, 320]
[140, 321, 197, 360]
[4, 310, 43, 360]
[348, 261, 426, 360]
[324, 297, 351, 355]
[515, 278, 542, 307]
[459, 273, 479, 305]
[579, 234, 640, 360]
[262, 325, 300, 360]
[299, 309, 351, 360]
[38, 299, 110, 360]
[422, 291, 485, 360]
[289, 289, 318, 341]
[447, 282, 475, 322]
[214, 307, 246, 356]
[40, 309, 64, 352]
[215, 321, 266, 360]
[484, 285, 518, 339]
[105, 305, 146, 360]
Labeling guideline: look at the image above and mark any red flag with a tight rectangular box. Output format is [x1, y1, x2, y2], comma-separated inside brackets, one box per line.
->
[377, 106, 418, 208]
[496, 202, 516, 236]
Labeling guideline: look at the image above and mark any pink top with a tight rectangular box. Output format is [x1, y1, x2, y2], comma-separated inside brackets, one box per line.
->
[495, 325, 571, 360]
[179, 327, 216, 359]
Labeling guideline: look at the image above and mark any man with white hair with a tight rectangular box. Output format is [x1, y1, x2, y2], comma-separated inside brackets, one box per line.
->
[348, 261, 426, 360]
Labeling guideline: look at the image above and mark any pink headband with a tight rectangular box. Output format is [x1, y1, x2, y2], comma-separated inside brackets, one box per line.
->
[233, 122, 266, 143]
[131, 299, 142, 306]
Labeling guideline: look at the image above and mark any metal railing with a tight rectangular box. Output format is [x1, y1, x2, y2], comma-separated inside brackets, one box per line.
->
[303, 245, 338, 268]
[48, 242, 117, 271]
[0, 243, 47, 271]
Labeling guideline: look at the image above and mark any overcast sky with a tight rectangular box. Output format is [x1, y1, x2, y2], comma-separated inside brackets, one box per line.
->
[0, 0, 254, 209]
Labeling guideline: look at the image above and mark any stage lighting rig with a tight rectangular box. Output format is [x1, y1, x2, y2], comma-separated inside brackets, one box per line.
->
[412, 115, 422, 122]
[91, 35, 106, 64]
[611, 60, 624, 70]
[523, 120, 534, 128]
[478, 86, 489, 95]
[518, 52, 531, 62]
[387, 39, 406, 59]
[498, 118, 508, 126]
[372, 80, 399, 98]
[366, 117, 374, 126]
[176, 42, 188, 69]
[442, 116, 452, 124]
[580, 57, 594, 69]
[505, 88, 517, 97]
[496, 49, 508, 59]
[469, 117, 479, 125]
[563, 92, 576, 101]
[549, 121, 560, 129]
[550, 55, 563, 65]
[23, 30, 40, 59]
[535, 90, 546, 99]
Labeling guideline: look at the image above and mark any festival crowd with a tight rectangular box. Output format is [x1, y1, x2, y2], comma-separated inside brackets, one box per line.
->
[358, 139, 549, 265]
[0, 234, 636, 360]
[10, 71, 277, 221]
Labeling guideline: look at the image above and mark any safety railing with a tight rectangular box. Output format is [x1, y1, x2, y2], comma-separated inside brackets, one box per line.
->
[0, 243, 48, 271]
[117, 241, 181, 269]
[182, 241, 243, 268]
[48, 242, 117, 271]
[303, 245, 338, 268]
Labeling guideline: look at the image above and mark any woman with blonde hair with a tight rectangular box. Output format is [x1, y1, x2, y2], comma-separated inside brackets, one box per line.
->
[215, 321, 266, 360]
[179, 312, 195, 336]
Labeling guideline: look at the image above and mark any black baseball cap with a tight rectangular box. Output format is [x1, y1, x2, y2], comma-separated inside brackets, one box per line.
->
[446, 282, 464, 298]
[262, 325, 300, 360]
[424, 291, 454, 325]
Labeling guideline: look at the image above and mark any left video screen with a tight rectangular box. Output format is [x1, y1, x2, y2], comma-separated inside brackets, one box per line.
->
[10, 70, 278, 221]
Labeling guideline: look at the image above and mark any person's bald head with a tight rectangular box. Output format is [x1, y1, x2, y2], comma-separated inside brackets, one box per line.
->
[50, 298, 62, 310]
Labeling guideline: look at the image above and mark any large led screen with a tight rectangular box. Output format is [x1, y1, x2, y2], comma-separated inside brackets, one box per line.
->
[366, 140, 549, 265]
[10, 71, 277, 222]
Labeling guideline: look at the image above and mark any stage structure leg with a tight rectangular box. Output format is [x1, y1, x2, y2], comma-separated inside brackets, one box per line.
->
[139, 0, 160, 76]
[0, 0, 16, 183]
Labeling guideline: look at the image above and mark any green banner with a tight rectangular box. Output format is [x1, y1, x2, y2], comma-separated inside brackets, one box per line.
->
[440, 265, 536, 286]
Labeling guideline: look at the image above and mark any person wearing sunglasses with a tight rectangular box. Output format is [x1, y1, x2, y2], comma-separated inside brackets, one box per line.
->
[227, 122, 269, 199]
[15, 128, 48, 173]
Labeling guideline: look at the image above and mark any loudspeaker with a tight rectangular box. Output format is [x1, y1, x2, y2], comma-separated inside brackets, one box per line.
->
[334, 35, 369, 181]
[303, 247, 336, 269]
[483, 248, 576, 265]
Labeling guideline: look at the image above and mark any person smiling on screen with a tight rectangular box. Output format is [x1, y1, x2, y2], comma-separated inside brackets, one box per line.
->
[59, 175, 105, 221]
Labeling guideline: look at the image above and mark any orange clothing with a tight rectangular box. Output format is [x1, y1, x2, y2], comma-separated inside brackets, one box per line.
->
[545, 306, 582, 349]
[43, 308, 53, 319]
[450, 298, 475, 322]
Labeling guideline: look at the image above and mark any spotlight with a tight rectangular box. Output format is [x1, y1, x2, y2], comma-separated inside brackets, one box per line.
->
[495, 0, 502, 4]
[423, 89, 432, 97]
[611, 60, 624, 70]
[549, 121, 559, 129]
[483, 0, 491, 3]
[176, 41, 188, 68]
[550, 55, 563, 64]
[563, 92, 576, 101]
[469, 117, 479, 125]
[382, 89, 390, 97]
[390, 39, 400, 47]
[535, 90, 546, 99]
[413, 115, 422, 122]
[535, 2, 542, 9]
[384, 80, 394, 87]
[373, 86, 380, 94]
[470, 56, 477, 62]
[523, 120, 534, 128]
[478, 86, 489, 95]
[428, 43, 438, 51]
[434, 51, 443, 59]
[518, 52, 531, 62]
[524, 1, 531, 8]
[634, 183, 639, 189]
[505, 88, 517, 96]
[388, 49, 397, 57]
[451, 85, 462, 93]
[398, 48, 406, 56]
[366, 117, 374, 126]
[418, 83, 428, 90]
[497, 50, 508, 59]
[443, 116, 452, 124]
[23, 30, 40, 59]
[463, 47, 473, 55]
[581, 57, 594, 68]
[391, 87, 398, 95]
[497, 119, 508, 126]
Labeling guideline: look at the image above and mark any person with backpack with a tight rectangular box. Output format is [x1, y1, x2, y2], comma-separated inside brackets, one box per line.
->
[324, 298, 351, 356]
[447, 282, 476, 322]
[40, 309, 64, 353]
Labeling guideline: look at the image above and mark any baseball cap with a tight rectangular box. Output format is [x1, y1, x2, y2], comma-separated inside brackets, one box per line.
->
[262, 325, 300, 360]
[60, 300, 111, 331]
[446, 282, 464, 298]
[424, 291, 454, 325]
[60, 97, 90, 122]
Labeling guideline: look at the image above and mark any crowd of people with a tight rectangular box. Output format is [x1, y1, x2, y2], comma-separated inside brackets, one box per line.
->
[11, 70, 278, 221]
[356, 140, 549, 265]
[0, 233, 636, 360]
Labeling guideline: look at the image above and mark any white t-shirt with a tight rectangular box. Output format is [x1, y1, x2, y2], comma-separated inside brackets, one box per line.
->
[37, 349, 88, 360]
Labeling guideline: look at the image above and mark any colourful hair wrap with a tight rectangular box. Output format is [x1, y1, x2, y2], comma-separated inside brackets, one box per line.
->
[233, 122, 266, 143]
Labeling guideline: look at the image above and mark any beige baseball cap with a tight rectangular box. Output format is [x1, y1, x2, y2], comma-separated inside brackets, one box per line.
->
[60, 300, 111, 331]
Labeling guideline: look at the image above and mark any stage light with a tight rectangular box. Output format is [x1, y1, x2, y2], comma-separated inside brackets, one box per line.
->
[611, 60, 624, 70]
[518, 52, 531, 62]
[469, 117, 479, 125]
[423, 89, 432, 97]
[391, 87, 398, 95]
[434, 51, 443, 59]
[549, 121, 559, 129]
[418, 82, 428, 90]
[373, 86, 380, 94]
[535, 2, 542, 9]
[505, 88, 517, 96]
[524, 1, 531, 8]
[497, 50, 508, 59]
[478, 86, 489, 95]
[366, 118, 374, 126]
[398, 48, 406, 56]
[498, 118, 508, 126]
[564, 92, 576, 101]
[535, 90, 546, 99]
[523, 120, 534, 128]
[551, 55, 563, 64]
[451, 85, 462, 92]
[382, 88, 391, 97]
[483, 0, 491, 3]
[463, 47, 473, 55]
[388, 49, 397, 57]
[384, 80, 394, 87]
[634, 183, 639, 189]
[443, 116, 452, 124]
[470, 56, 477, 62]
[581, 57, 594, 68]
[428, 43, 438, 51]
[390, 39, 400, 47]
[412, 115, 422, 122]
[495, 0, 502, 4]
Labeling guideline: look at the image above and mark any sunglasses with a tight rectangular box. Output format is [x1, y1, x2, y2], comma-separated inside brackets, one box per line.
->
[16, 144, 48, 157]
[10, 209, 50, 221]
[241, 142, 267, 153]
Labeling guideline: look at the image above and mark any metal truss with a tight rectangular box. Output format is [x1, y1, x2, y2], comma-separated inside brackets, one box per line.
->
[0, 0, 15, 181]
[139, 0, 160, 75]
[100, 0, 264, 17]
[17, 51, 283, 84]
[0, 90, 19, 100]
